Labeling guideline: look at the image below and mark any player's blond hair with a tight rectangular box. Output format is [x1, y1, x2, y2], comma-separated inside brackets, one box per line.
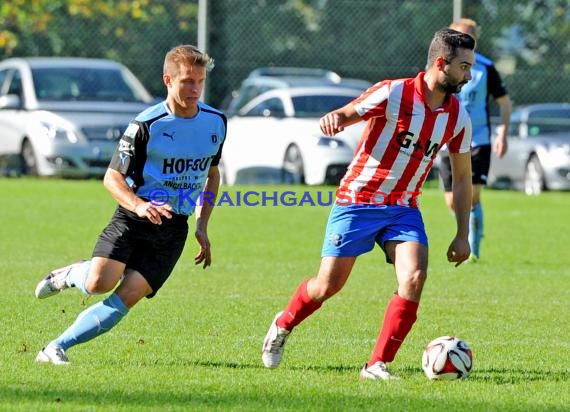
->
[450, 18, 481, 41]
[163, 45, 215, 77]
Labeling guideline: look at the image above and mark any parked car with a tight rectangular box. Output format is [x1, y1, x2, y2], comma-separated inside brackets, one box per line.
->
[488, 103, 570, 195]
[0, 57, 154, 176]
[223, 66, 371, 117]
[221, 85, 369, 185]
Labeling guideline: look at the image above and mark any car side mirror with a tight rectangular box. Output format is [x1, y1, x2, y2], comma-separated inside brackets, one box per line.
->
[0, 94, 22, 110]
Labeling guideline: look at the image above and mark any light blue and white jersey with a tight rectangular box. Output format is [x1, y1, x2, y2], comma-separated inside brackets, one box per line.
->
[109, 100, 227, 216]
[456, 52, 508, 148]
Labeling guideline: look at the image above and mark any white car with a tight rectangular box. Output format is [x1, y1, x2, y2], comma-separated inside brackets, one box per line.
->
[488, 103, 570, 194]
[221, 86, 367, 185]
[0, 57, 154, 176]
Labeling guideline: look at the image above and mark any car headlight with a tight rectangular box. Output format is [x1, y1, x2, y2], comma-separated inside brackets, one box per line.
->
[40, 122, 78, 143]
[316, 136, 346, 149]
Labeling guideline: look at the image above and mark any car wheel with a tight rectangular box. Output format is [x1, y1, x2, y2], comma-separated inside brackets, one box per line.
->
[283, 144, 305, 184]
[524, 155, 545, 195]
[21, 139, 39, 176]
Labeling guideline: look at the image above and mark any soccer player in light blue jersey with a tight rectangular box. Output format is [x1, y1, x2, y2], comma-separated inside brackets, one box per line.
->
[34, 45, 227, 365]
[439, 18, 512, 261]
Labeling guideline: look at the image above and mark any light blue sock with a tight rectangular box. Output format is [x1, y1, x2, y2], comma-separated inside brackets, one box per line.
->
[65, 260, 92, 295]
[52, 293, 129, 351]
[469, 203, 483, 258]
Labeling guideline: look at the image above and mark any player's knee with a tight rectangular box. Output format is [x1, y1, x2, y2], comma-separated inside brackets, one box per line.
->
[399, 270, 427, 298]
[308, 278, 342, 302]
[84, 274, 116, 294]
[114, 273, 153, 308]
[410, 269, 427, 287]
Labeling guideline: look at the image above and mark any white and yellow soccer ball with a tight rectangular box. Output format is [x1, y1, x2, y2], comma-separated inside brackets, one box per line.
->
[422, 336, 473, 380]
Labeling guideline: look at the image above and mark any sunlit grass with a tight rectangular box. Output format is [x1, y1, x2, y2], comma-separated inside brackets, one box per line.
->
[1, 178, 568, 411]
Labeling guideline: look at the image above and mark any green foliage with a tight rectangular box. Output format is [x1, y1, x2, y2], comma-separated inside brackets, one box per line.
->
[463, 0, 570, 104]
[210, 0, 569, 106]
[1, 1, 568, 105]
[1, 178, 569, 411]
[0, 0, 199, 97]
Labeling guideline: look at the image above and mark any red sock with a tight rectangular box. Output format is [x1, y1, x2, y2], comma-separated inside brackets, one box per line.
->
[276, 279, 322, 331]
[368, 294, 419, 365]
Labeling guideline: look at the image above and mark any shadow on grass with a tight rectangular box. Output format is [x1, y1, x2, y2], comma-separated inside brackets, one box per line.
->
[0, 385, 525, 412]
[401, 365, 570, 383]
[98, 356, 570, 384]
[189, 359, 359, 374]
[0, 386, 351, 410]
[3, 362, 568, 411]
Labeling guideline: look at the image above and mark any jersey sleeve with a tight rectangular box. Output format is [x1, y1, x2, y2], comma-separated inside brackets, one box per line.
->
[108, 121, 143, 175]
[351, 80, 390, 120]
[211, 138, 224, 167]
[486, 63, 508, 99]
[210, 114, 227, 167]
[447, 110, 472, 154]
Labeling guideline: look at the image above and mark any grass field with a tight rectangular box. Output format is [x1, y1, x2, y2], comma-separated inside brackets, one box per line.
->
[1, 178, 569, 411]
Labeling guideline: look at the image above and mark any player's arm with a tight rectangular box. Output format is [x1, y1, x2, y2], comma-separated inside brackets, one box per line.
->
[492, 94, 512, 158]
[104, 122, 172, 224]
[103, 168, 172, 225]
[319, 102, 362, 136]
[194, 165, 221, 268]
[447, 151, 472, 266]
[487, 64, 512, 159]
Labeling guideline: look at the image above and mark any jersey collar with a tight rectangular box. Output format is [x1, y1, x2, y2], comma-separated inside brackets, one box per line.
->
[414, 71, 454, 113]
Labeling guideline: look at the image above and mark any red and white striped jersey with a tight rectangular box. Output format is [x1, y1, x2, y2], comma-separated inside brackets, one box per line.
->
[337, 72, 472, 208]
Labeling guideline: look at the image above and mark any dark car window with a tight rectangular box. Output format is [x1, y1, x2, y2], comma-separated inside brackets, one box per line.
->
[7, 70, 23, 96]
[32, 67, 144, 102]
[228, 84, 280, 115]
[292, 94, 356, 118]
[527, 109, 570, 136]
[508, 121, 520, 136]
[0, 69, 8, 95]
[246, 97, 285, 117]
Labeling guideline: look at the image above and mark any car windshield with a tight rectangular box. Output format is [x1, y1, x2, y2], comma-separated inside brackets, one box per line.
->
[292, 94, 357, 118]
[32, 67, 146, 102]
[527, 108, 570, 136]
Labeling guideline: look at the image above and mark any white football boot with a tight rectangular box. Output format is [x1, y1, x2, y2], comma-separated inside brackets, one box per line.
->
[360, 361, 397, 380]
[36, 344, 70, 365]
[261, 311, 290, 369]
[34, 262, 82, 299]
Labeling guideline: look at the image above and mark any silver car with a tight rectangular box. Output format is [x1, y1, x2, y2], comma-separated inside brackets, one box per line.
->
[0, 57, 154, 176]
[488, 103, 570, 195]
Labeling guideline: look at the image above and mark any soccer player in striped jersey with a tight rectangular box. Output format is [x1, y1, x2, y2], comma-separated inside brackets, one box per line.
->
[439, 18, 512, 262]
[262, 28, 475, 380]
[34, 45, 226, 365]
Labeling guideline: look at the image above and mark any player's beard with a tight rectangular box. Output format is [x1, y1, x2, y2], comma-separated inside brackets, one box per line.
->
[440, 73, 467, 94]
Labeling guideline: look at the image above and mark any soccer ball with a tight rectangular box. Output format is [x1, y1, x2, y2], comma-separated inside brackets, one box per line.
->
[422, 336, 473, 380]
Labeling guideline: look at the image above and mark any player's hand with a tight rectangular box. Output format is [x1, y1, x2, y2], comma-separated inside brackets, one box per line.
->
[493, 136, 508, 158]
[446, 237, 470, 267]
[320, 112, 344, 136]
[194, 228, 211, 269]
[493, 125, 508, 158]
[134, 201, 172, 225]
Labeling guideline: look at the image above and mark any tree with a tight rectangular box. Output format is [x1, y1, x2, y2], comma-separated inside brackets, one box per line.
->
[464, 0, 569, 103]
[0, 0, 200, 97]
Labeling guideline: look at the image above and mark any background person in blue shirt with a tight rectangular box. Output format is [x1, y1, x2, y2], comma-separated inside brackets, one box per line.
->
[34, 45, 227, 365]
[439, 18, 512, 261]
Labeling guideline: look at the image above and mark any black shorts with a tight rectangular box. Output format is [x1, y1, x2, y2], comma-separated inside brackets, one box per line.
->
[439, 145, 491, 192]
[92, 206, 189, 298]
